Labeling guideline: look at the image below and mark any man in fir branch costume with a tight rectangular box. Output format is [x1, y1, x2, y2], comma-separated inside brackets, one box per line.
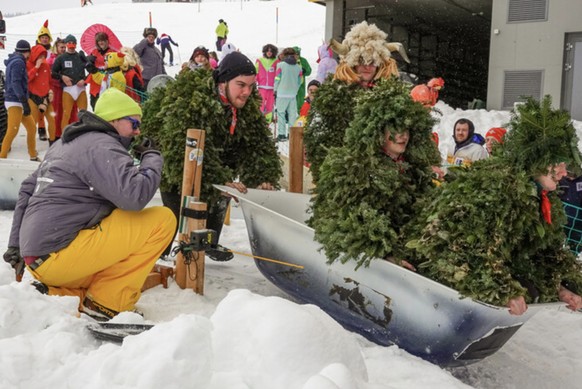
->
[304, 21, 410, 183]
[407, 96, 582, 315]
[140, 52, 282, 261]
[310, 77, 440, 269]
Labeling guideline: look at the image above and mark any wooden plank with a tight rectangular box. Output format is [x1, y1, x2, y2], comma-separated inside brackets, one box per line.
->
[175, 129, 207, 294]
[288, 126, 304, 193]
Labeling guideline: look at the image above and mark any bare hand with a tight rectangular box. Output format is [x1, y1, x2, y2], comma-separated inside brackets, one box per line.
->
[257, 182, 275, 190]
[35, 58, 43, 68]
[431, 166, 445, 180]
[400, 260, 416, 272]
[62, 75, 73, 86]
[507, 296, 527, 315]
[559, 286, 582, 311]
[76, 80, 85, 87]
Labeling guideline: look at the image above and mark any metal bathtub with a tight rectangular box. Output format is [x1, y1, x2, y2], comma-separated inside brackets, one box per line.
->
[216, 186, 555, 367]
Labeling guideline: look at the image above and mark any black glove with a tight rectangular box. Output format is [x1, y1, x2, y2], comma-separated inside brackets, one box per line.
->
[132, 137, 159, 160]
[86, 63, 98, 74]
[4, 247, 23, 270]
[22, 100, 31, 116]
[86, 55, 96, 64]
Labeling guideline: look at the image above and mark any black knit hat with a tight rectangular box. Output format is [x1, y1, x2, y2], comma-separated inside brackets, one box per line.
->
[15, 40, 31, 52]
[213, 52, 256, 83]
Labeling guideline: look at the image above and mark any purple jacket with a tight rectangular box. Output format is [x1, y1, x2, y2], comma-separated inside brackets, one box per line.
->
[315, 43, 338, 83]
[9, 111, 163, 256]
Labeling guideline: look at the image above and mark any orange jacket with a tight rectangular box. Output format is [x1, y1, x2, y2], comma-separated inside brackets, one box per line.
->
[27, 45, 51, 97]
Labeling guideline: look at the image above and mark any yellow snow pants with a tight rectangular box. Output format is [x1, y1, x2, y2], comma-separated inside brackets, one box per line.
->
[0, 106, 38, 159]
[29, 206, 176, 312]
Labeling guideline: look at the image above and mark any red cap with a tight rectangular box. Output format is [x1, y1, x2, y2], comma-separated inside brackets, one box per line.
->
[486, 127, 507, 144]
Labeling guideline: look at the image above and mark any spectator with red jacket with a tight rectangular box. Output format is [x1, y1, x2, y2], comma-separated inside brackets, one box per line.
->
[27, 45, 56, 144]
[120, 46, 145, 103]
[86, 32, 117, 109]
[34, 20, 53, 141]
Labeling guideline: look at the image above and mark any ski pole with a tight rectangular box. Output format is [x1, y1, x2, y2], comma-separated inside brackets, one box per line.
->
[227, 249, 304, 269]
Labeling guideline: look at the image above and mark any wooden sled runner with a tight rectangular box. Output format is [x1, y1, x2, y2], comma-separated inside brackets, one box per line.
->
[215, 185, 566, 367]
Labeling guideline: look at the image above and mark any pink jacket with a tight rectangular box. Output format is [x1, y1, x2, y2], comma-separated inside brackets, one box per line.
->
[255, 57, 278, 89]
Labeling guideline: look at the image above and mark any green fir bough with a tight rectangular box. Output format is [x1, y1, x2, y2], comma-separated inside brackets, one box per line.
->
[140, 69, 282, 206]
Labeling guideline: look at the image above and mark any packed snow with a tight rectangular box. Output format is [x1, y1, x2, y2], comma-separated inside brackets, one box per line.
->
[1, 1, 581, 388]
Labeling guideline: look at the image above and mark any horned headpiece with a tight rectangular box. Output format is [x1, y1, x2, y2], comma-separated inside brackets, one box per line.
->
[329, 21, 409, 67]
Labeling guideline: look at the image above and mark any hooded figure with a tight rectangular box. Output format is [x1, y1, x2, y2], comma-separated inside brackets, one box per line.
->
[445, 118, 488, 167]
[292, 46, 311, 114]
[315, 42, 337, 83]
[408, 96, 582, 314]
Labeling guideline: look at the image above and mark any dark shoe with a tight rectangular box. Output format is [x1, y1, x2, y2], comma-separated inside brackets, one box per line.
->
[38, 128, 48, 141]
[81, 297, 119, 322]
[277, 134, 287, 142]
[30, 156, 41, 162]
[206, 244, 234, 262]
[32, 281, 49, 294]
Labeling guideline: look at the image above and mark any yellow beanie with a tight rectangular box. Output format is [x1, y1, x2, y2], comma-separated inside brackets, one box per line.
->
[94, 88, 142, 121]
[37, 20, 53, 43]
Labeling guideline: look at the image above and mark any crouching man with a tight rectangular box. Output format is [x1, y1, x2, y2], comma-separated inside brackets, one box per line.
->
[3, 88, 176, 320]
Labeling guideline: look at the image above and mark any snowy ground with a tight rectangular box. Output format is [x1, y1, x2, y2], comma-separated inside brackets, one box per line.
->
[2, 127, 582, 388]
[1, 1, 582, 388]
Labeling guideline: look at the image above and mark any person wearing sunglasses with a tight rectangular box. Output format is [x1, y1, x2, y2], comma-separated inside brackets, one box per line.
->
[3, 88, 176, 321]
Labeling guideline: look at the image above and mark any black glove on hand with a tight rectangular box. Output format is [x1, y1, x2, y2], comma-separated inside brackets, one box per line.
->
[86, 55, 96, 64]
[3, 247, 23, 270]
[86, 63, 98, 74]
[132, 137, 159, 160]
[22, 100, 31, 116]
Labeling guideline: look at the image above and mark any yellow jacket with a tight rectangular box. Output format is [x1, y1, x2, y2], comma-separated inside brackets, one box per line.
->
[215, 22, 228, 38]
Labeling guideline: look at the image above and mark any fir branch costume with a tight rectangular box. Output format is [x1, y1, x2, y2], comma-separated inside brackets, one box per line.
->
[407, 96, 582, 306]
[140, 68, 282, 208]
[304, 78, 364, 183]
[310, 78, 440, 269]
[304, 21, 407, 184]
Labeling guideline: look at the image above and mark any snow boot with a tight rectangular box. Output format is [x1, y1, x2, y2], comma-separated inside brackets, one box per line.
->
[38, 127, 48, 141]
[81, 297, 119, 322]
[32, 281, 49, 294]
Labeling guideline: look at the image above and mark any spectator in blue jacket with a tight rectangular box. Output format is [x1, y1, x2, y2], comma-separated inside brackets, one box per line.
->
[0, 40, 39, 161]
[156, 33, 179, 66]
[274, 47, 302, 141]
[3, 88, 176, 321]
